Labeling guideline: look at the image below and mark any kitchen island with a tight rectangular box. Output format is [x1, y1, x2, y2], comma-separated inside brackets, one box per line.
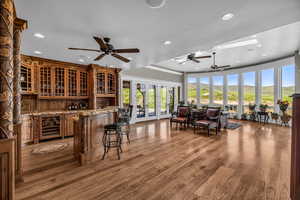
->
[21, 107, 117, 145]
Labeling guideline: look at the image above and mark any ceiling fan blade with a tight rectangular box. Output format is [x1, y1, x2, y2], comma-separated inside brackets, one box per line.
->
[219, 65, 231, 68]
[111, 53, 130, 63]
[68, 48, 101, 52]
[94, 53, 106, 61]
[191, 58, 200, 63]
[112, 48, 140, 53]
[194, 55, 212, 59]
[93, 36, 107, 49]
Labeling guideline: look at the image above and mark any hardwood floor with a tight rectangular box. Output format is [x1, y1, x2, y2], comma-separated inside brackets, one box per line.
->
[16, 119, 291, 200]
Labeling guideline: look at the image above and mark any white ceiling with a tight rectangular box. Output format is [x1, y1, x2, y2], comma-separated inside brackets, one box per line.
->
[16, 0, 300, 72]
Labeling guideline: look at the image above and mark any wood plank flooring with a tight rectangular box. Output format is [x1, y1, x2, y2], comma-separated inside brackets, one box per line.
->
[16, 120, 291, 200]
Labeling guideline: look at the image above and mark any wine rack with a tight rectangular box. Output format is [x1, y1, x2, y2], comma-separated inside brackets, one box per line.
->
[96, 72, 105, 94]
[68, 69, 77, 96]
[80, 71, 88, 96]
[107, 72, 116, 94]
[21, 66, 32, 92]
[55, 68, 65, 96]
[41, 116, 61, 139]
[40, 67, 51, 96]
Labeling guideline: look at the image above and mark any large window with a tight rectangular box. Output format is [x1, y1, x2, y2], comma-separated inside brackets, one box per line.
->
[243, 72, 256, 113]
[227, 74, 239, 105]
[200, 77, 210, 104]
[148, 85, 156, 116]
[160, 86, 167, 115]
[212, 76, 223, 105]
[261, 68, 274, 108]
[122, 80, 131, 107]
[282, 65, 295, 104]
[187, 77, 197, 104]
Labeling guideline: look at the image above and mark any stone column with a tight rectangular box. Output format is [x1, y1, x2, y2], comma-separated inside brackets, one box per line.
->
[0, 0, 15, 139]
[13, 18, 27, 182]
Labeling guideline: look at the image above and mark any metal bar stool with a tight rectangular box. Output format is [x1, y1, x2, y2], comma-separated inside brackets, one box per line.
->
[102, 123, 122, 160]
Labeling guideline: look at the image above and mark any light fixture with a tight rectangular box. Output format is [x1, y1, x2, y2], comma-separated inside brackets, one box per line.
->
[257, 44, 262, 48]
[216, 39, 258, 50]
[79, 59, 85, 63]
[146, 65, 183, 75]
[34, 51, 42, 55]
[262, 54, 267, 57]
[164, 40, 172, 45]
[34, 33, 45, 39]
[146, 0, 166, 8]
[251, 35, 257, 38]
[222, 13, 234, 21]
[128, 57, 132, 60]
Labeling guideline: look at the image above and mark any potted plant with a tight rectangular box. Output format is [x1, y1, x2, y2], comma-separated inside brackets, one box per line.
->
[259, 104, 269, 112]
[248, 103, 256, 112]
[277, 100, 291, 126]
[271, 112, 279, 123]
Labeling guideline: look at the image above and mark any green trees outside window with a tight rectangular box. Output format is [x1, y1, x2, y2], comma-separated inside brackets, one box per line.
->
[200, 77, 209, 104]
[212, 76, 223, 105]
[227, 74, 239, 105]
[187, 77, 197, 104]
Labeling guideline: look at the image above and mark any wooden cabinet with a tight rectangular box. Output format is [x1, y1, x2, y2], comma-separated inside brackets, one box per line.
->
[95, 69, 117, 96]
[39, 66, 90, 99]
[21, 66, 33, 93]
[64, 113, 78, 137]
[21, 115, 33, 145]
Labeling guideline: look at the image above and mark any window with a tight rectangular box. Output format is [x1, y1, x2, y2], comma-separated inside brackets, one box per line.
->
[136, 83, 146, 118]
[261, 68, 274, 109]
[282, 65, 295, 104]
[200, 77, 210, 104]
[169, 87, 175, 113]
[122, 81, 131, 107]
[227, 74, 239, 105]
[243, 72, 255, 112]
[187, 77, 197, 104]
[160, 86, 167, 115]
[148, 85, 156, 116]
[282, 65, 295, 115]
[212, 76, 223, 105]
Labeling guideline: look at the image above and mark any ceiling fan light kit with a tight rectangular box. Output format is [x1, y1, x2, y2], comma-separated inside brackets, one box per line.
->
[69, 36, 140, 63]
[146, 0, 166, 8]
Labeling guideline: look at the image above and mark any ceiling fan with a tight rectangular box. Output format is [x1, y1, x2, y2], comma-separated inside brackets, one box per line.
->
[69, 36, 140, 63]
[175, 53, 211, 65]
[210, 52, 231, 71]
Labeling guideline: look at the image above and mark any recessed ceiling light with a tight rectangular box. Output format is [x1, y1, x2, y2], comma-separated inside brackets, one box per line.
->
[251, 35, 257, 38]
[34, 51, 42, 55]
[79, 59, 85, 63]
[164, 41, 172, 45]
[262, 54, 267, 57]
[216, 39, 258, 50]
[222, 13, 234, 21]
[34, 33, 45, 39]
[257, 44, 262, 48]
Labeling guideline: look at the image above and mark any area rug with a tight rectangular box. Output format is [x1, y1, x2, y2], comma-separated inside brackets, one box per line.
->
[227, 122, 242, 130]
[31, 143, 69, 155]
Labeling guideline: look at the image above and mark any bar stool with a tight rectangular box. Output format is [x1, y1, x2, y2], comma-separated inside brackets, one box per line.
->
[101, 106, 132, 160]
[118, 105, 133, 144]
[102, 123, 122, 160]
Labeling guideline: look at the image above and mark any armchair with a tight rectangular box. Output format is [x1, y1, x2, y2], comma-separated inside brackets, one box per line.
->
[170, 106, 190, 129]
[192, 107, 221, 136]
